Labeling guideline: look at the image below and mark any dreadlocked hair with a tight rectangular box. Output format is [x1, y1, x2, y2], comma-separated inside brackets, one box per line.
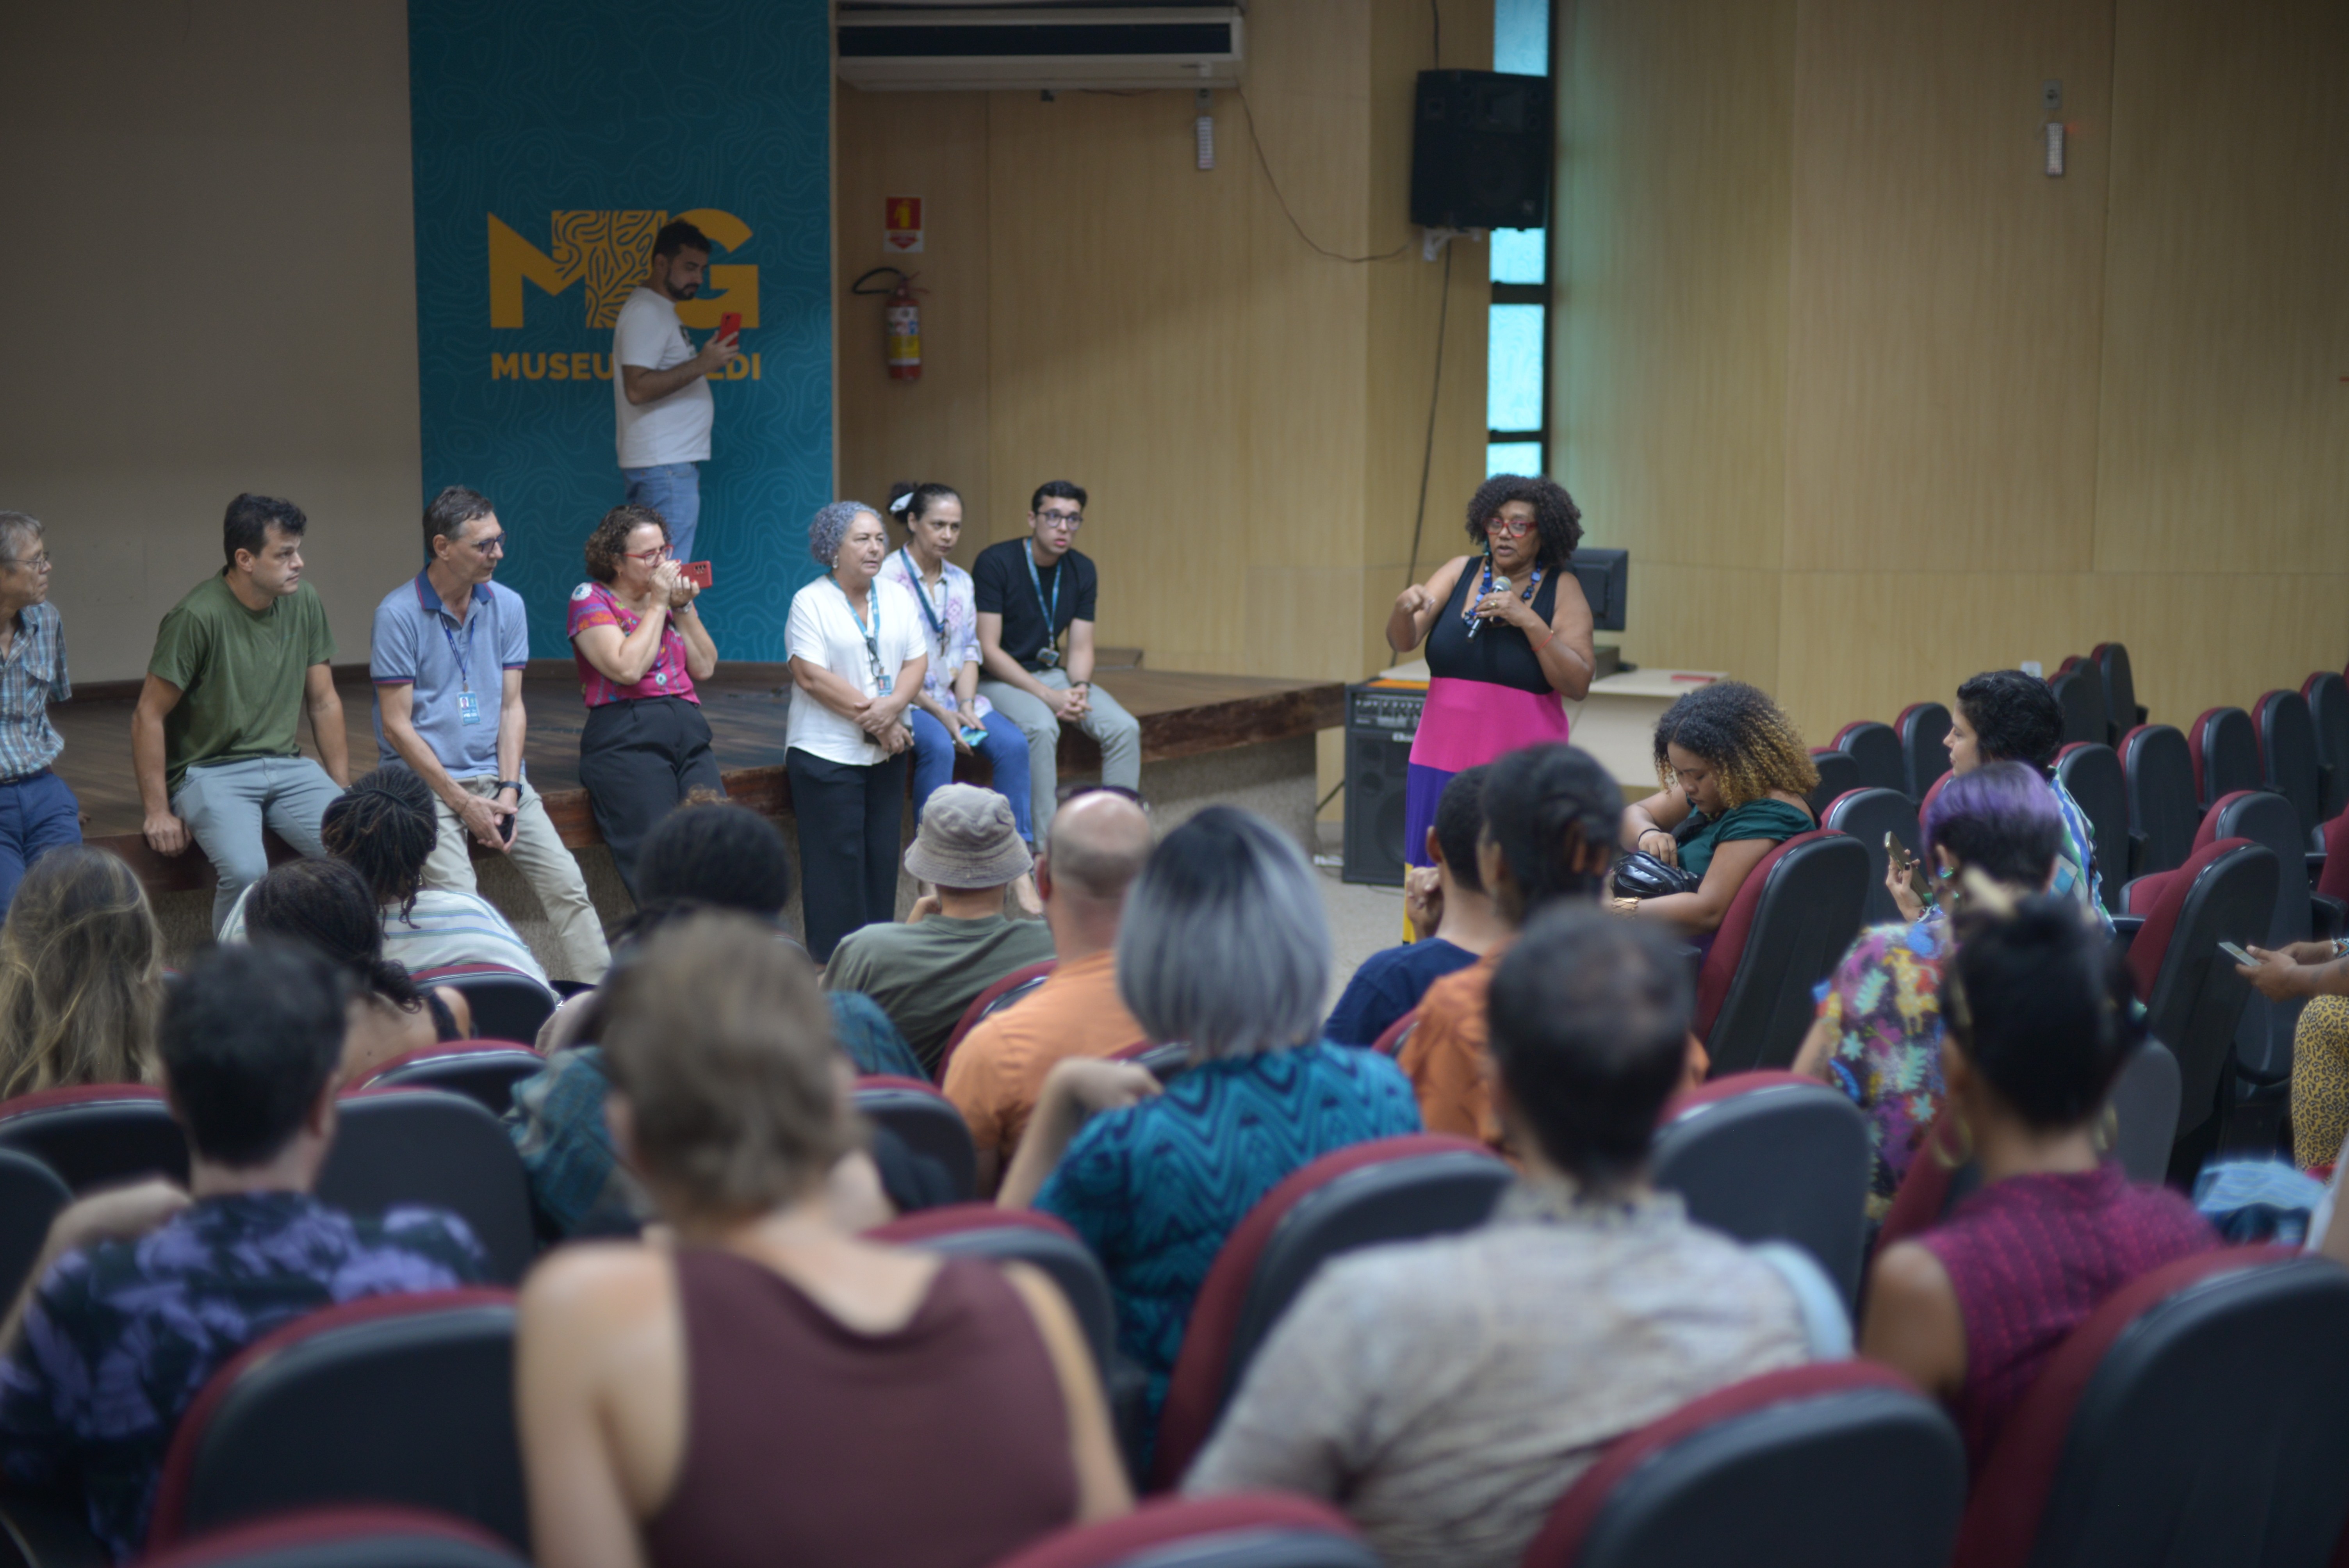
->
[0, 849, 163, 1100]
[320, 767, 439, 922]
[1464, 474, 1584, 571]
[241, 856, 426, 1014]
[1651, 680, 1820, 810]
[1481, 743, 1624, 917]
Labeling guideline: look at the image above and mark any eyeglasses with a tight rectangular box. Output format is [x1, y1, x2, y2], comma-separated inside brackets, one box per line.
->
[465, 533, 506, 555]
[1036, 511, 1083, 530]
[622, 545, 672, 564]
[1485, 515, 1536, 538]
[3, 556, 50, 573]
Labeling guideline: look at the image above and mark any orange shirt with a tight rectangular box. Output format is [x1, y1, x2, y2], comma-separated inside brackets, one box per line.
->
[940, 950, 1146, 1160]
[1398, 943, 1510, 1149]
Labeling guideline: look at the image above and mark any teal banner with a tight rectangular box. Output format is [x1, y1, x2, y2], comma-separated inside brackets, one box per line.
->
[408, 0, 831, 662]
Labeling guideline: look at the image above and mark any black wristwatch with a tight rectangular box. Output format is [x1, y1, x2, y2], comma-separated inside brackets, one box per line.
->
[495, 779, 522, 797]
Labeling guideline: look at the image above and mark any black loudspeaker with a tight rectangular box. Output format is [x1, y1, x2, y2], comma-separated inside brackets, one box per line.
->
[1409, 70, 1554, 231]
[1343, 683, 1427, 887]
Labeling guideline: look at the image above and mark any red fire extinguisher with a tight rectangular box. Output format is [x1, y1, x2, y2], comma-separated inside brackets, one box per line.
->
[851, 267, 924, 382]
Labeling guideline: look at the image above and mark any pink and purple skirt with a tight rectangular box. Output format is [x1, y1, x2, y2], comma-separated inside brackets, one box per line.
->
[1403, 677, 1572, 868]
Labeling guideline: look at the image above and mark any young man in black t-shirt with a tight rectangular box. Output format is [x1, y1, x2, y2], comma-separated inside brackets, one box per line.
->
[972, 480, 1141, 841]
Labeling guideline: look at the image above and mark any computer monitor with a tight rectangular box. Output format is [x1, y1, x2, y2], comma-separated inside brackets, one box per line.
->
[1570, 548, 1627, 633]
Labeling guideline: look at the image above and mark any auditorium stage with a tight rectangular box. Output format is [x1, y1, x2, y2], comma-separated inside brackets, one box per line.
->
[59, 662, 1343, 968]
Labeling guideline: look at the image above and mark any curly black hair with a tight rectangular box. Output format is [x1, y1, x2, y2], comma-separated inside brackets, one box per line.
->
[1955, 670, 2065, 772]
[1651, 681, 1820, 810]
[1465, 474, 1583, 571]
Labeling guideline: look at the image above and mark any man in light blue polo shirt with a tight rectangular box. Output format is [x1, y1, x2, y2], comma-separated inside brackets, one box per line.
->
[372, 487, 608, 982]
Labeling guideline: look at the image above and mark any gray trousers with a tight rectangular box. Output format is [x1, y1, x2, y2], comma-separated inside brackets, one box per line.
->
[977, 667, 1141, 842]
[171, 755, 342, 932]
[420, 774, 611, 983]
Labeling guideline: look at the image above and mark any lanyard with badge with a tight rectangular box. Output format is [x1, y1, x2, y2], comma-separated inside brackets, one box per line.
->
[440, 602, 483, 725]
[1023, 548, 1064, 668]
[902, 549, 954, 668]
[847, 583, 893, 696]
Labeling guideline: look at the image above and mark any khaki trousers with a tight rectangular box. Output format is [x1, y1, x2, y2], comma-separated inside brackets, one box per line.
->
[420, 774, 610, 982]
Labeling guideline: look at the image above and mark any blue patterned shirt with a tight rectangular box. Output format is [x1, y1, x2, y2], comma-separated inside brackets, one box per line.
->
[1035, 1042, 1423, 1456]
[2049, 772, 2114, 931]
[0, 1193, 484, 1559]
[0, 602, 68, 781]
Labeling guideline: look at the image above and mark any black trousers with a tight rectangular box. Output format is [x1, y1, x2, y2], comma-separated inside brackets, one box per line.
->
[788, 746, 909, 964]
[579, 697, 725, 900]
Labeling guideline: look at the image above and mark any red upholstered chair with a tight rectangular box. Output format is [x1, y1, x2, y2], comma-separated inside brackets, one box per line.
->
[2052, 742, 2126, 907]
[0, 1084, 186, 1191]
[2092, 641, 2146, 744]
[355, 1041, 546, 1118]
[2254, 688, 2327, 841]
[1805, 748, 1862, 820]
[2303, 671, 2349, 821]
[139, 1506, 528, 1568]
[868, 1204, 1115, 1376]
[1520, 1362, 1964, 1568]
[409, 964, 561, 1046]
[1148, 1134, 1511, 1490]
[992, 1493, 1379, 1568]
[1831, 721, 1904, 795]
[853, 1076, 977, 1200]
[1369, 1008, 1419, 1058]
[1820, 786, 1921, 928]
[1895, 700, 1952, 802]
[1651, 1071, 1871, 1303]
[2315, 809, 2349, 935]
[0, 1147, 69, 1303]
[1693, 832, 1871, 1076]
[1950, 1250, 2349, 1568]
[319, 1089, 535, 1284]
[146, 1290, 526, 1556]
[937, 959, 1057, 1075]
[2120, 723, 2201, 880]
[2186, 706, 2260, 813]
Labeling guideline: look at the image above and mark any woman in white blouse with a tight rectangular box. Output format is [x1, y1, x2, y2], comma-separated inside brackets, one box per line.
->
[786, 501, 928, 962]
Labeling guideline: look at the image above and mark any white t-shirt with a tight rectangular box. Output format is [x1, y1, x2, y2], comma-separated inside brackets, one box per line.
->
[786, 576, 926, 767]
[612, 286, 713, 468]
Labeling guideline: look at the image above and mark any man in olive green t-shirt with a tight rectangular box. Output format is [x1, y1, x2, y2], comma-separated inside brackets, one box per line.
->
[132, 494, 349, 931]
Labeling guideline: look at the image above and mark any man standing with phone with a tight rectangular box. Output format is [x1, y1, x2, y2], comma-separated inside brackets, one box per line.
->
[974, 480, 1142, 841]
[613, 219, 738, 566]
[371, 487, 608, 984]
[135, 494, 347, 933]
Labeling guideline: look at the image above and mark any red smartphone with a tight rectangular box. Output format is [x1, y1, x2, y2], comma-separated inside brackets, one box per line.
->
[681, 561, 713, 589]
[716, 312, 742, 343]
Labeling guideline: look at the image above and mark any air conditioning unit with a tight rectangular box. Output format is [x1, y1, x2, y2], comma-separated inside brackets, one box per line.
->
[837, 6, 1245, 92]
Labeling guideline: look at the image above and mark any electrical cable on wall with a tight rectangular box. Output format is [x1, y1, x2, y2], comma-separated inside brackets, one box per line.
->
[1403, 242, 1454, 588]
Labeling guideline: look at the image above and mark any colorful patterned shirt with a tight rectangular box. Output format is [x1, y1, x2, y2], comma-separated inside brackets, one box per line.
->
[1034, 1042, 1423, 1461]
[0, 602, 68, 781]
[1814, 915, 1953, 1220]
[877, 549, 993, 717]
[2049, 772, 2114, 930]
[0, 1193, 484, 1559]
[565, 582, 698, 707]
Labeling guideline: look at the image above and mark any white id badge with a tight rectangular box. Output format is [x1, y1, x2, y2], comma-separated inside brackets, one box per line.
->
[456, 691, 481, 727]
[877, 674, 895, 697]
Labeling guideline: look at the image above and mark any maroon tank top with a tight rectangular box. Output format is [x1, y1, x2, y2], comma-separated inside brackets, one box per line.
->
[642, 1249, 1079, 1568]
[1917, 1162, 2215, 1472]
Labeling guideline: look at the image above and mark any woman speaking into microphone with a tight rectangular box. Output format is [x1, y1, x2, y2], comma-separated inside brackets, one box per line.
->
[1386, 475, 1595, 893]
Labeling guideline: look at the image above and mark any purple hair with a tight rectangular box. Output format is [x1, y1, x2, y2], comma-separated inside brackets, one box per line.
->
[1921, 761, 2065, 887]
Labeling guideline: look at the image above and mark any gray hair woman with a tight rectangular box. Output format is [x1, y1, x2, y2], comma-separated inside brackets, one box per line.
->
[784, 499, 929, 960]
[996, 806, 1424, 1462]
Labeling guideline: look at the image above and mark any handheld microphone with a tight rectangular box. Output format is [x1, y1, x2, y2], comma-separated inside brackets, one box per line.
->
[1467, 575, 1511, 638]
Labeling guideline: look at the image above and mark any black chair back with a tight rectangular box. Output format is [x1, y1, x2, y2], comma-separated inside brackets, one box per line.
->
[1699, 834, 1871, 1074]
[0, 1088, 188, 1192]
[414, 968, 561, 1046]
[872, 1206, 1117, 1376]
[365, 1048, 546, 1119]
[0, 1149, 70, 1303]
[852, 1079, 978, 1201]
[2094, 642, 2145, 743]
[2053, 743, 2126, 909]
[1832, 723, 1904, 795]
[319, 1091, 536, 1284]
[1820, 788, 1921, 928]
[2132, 842, 2277, 1150]
[138, 1506, 529, 1568]
[2122, 725, 2200, 880]
[1806, 748, 1861, 819]
[2051, 662, 2109, 750]
[1895, 702, 1952, 802]
[2306, 672, 2349, 822]
[2255, 690, 2326, 841]
[2105, 1039, 2182, 1186]
[2204, 791, 2312, 1084]
[1652, 1075, 1871, 1303]
[2191, 707, 2261, 812]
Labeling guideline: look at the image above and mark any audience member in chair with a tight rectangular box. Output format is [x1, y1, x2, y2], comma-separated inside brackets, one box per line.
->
[0, 945, 485, 1559]
[515, 914, 1128, 1568]
[1187, 909, 1816, 1568]
[1942, 669, 2109, 929]
[1619, 680, 1818, 939]
[0, 848, 163, 1100]
[221, 766, 547, 983]
[1322, 766, 1499, 1046]
[1861, 894, 2215, 1475]
[823, 783, 1055, 1075]
[943, 789, 1153, 1194]
[238, 857, 474, 1085]
[2233, 939, 2349, 1169]
[998, 807, 1421, 1456]
[1792, 762, 2062, 1221]
[1403, 742, 1634, 1145]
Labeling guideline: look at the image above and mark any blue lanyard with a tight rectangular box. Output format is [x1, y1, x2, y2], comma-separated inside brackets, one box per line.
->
[844, 582, 885, 682]
[1023, 547, 1062, 644]
[438, 604, 478, 693]
[902, 550, 952, 656]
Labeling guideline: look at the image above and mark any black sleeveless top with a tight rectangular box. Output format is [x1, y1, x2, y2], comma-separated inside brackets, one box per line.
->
[1424, 557, 1563, 695]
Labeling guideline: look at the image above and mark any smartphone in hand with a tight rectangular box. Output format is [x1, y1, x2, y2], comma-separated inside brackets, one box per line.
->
[681, 561, 713, 589]
[1885, 832, 1935, 907]
[2219, 940, 2256, 966]
[717, 312, 742, 343]
[498, 809, 518, 845]
[957, 724, 989, 747]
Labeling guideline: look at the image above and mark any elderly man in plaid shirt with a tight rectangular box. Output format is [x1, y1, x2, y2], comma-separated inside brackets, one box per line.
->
[0, 513, 80, 919]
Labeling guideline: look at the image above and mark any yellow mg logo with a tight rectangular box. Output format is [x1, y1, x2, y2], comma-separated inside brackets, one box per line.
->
[487, 207, 759, 331]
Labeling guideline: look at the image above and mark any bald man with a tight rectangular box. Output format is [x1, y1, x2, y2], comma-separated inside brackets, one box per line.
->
[942, 790, 1154, 1194]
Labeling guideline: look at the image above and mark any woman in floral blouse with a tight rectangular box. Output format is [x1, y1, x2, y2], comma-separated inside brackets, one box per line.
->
[1793, 762, 2065, 1217]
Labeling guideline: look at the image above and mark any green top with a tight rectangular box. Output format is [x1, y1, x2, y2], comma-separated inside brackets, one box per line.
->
[822, 914, 1058, 1074]
[148, 576, 337, 792]
[1678, 797, 1814, 879]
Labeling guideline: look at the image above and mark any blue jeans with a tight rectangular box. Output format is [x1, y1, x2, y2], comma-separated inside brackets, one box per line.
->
[622, 462, 702, 563]
[0, 770, 82, 921]
[907, 707, 1035, 844]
